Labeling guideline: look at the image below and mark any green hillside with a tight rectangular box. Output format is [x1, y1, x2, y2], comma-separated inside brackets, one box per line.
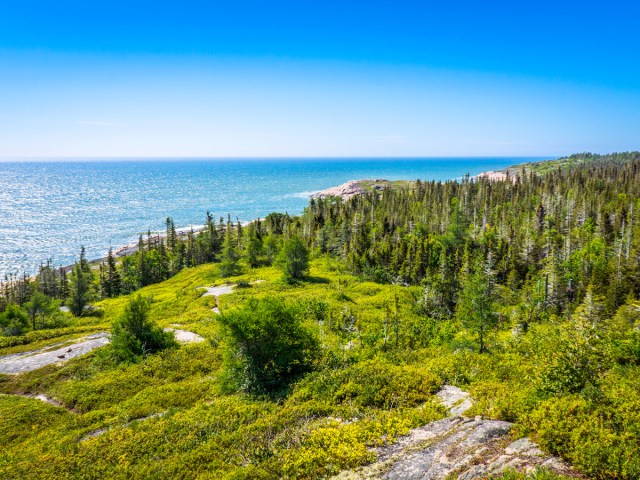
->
[506, 151, 640, 176]
[2, 153, 640, 479]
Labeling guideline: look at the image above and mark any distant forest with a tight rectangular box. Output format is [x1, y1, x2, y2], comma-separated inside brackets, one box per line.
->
[2, 151, 640, 337]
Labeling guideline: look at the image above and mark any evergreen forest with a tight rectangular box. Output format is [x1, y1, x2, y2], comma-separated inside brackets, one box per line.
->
[1, 152, 640, 479]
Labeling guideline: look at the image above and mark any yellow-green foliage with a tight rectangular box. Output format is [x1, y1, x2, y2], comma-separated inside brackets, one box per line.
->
[1, 258, 639, 479]
[0, 260, 446, 479]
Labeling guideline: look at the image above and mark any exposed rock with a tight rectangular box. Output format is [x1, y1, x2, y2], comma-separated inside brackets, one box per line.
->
[29, 393, 65, 408]
[0, 332, 110, 374]
[474, 171, 510, 182]
[435, 385, 473, 416]
[333, 385, 581, 479]
[504, 438, 543, 456]
[0, 392, 67, 409]
[79, 412, 166, 442]
[311, 179, 386, 200]
[199, 284, 236, 297]
[163, 328, 205, 343]
[202, 280, 261, 315]
[382, 417, 512, 479]
[80, 428, 108, 441]
[200, 283, 236, 315]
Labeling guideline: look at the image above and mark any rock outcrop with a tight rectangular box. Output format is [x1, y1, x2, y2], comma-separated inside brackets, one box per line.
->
[163, 328, 205, 343]
[0, 332, 110, 374]
[311, 179, 389, 200]
[334, 385, 581, 479]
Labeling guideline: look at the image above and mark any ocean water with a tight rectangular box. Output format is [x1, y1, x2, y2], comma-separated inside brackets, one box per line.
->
[0, 157, 544, 276]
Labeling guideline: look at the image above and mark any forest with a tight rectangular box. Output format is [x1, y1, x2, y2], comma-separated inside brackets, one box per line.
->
[1, 152, 640, 479]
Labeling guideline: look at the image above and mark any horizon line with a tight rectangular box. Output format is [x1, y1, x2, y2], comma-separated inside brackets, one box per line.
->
[0, 154, 560, 161]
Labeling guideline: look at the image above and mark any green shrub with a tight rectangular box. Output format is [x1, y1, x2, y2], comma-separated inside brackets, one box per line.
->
[219, 297, 320, 395]
[493, 468, 574, 479]
[292, 358, 441, 409]
[275, 235, 309, 283]
[0, 304, 29, 336]
[110, 295, 177, 362]
[519, 389, 640, 479]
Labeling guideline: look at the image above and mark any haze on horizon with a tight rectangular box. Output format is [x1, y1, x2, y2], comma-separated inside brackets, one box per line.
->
[1, 1, 639, 158]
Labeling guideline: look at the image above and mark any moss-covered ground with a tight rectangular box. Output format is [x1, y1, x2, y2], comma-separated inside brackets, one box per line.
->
[1, 257, 639, 479]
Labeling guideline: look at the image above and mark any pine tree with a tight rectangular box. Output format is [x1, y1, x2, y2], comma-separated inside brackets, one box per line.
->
[245, 223, 263, 268]
[166, 217, 177, 252]
[24, 291, 53, 330]
[220, 219, 241, 277]
[136, 235, 150, 287]
[101, 248, 121, 298]
[275, 235, 309, 283]
[67, 254, 95, 317]
[455, 255, 498, 353]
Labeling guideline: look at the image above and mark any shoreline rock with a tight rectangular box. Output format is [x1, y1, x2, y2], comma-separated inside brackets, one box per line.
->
[474, 170, 509, 182]
[311, 179, 389, 200]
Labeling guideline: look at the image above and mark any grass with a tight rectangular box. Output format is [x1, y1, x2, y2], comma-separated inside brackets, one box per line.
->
[1, 256, 637, 478]
[0, 258, 447, 479]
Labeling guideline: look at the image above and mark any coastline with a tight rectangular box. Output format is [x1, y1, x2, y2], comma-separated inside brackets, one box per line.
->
[2, 157, 534, 278]
[25, 158, 550, 277]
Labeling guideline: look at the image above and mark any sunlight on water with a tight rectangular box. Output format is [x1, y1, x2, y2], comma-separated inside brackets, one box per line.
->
[0, 157, 533, 276]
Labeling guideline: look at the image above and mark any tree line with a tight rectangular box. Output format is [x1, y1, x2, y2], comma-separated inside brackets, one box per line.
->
[0, 211, 309, 336]
[3, 152, 640, 347]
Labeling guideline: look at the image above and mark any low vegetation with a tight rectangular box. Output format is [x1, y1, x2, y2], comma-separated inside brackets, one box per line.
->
[1, 152, 640, 478]
[110, 295, 177, 362]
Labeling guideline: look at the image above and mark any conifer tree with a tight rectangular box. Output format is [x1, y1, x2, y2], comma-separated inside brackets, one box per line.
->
[111, 295, 176, 362]
[455, 255, 498, 353]
[220, 219, 241, 277]
[276, 235, 309, 283]
[24, 291, 53, 330]
[67, 251, 95, 317]
[100, 248, 121, 298]
[245, 223, 263, 268]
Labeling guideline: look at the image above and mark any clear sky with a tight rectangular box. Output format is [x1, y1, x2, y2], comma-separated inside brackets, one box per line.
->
[1, 0, 639, 157]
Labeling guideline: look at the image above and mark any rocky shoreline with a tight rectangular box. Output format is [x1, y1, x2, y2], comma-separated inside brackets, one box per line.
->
[311, 179, 391, 200]
[309, 168, 513, 202]
[73, 169, 512, 271]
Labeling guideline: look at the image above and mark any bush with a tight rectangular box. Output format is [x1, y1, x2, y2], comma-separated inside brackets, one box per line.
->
[275, 235, 309, 283]
[0, 304, 29, 336]
[291, 358, 442, 409]
[219, 297, 320, 395]
[519, 388, 640, 479]
[110, 295, 177, 362]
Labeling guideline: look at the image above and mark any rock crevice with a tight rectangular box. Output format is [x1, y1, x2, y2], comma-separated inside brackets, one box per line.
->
[335, 385, 581, 479]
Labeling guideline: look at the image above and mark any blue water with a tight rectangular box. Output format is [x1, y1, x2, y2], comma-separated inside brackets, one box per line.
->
[0, 157, 545, 276]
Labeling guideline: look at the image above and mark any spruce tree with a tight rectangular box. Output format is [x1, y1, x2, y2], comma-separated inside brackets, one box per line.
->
[455, 255, 498, 353]
[275, 235, 309, 283]
[220, 219, 241, 277]
[245, 223, 263, 268]
[67, 254, 95, 317]
[101, 248, 121, 298]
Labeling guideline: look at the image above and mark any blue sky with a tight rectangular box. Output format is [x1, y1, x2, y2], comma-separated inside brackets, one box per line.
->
[1, 1, 639, 157]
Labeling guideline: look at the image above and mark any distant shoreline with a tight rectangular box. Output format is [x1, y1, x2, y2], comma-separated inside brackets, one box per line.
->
[7, 156, 552, 278]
